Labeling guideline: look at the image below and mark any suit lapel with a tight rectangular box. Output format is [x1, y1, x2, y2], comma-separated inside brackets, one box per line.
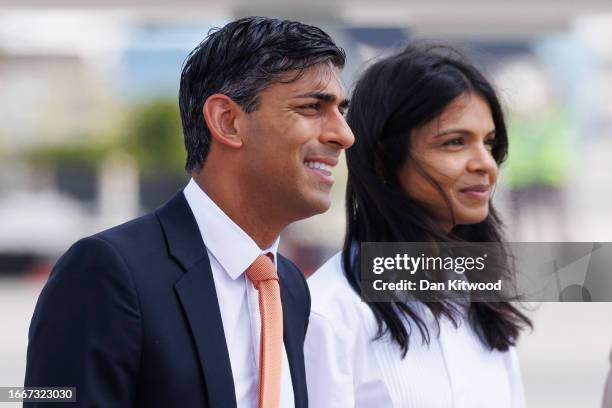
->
[157, 192, 237, 408]
[277, 261, 306, 408]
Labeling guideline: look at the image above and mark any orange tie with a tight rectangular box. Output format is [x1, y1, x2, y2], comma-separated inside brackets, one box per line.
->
[246, 254, 283, 408]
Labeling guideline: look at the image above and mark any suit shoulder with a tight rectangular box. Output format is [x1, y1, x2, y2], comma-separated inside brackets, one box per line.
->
[52, 212, 166, 276]
[40, 235, 139, 318]
[57, 235, 123, 270]
[95, 212, 160, 246]
[90, 212, 168, 260]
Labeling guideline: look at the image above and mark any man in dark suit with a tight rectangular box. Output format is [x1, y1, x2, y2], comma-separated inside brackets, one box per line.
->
[24, 16, 354, 407]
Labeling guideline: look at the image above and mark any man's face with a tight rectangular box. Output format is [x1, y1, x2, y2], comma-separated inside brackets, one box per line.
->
[239, 63, 355, 223]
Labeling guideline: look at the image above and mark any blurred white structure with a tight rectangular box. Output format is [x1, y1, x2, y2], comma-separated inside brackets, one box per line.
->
[96, 151, 140, 230]
[0, 188, 92, 256]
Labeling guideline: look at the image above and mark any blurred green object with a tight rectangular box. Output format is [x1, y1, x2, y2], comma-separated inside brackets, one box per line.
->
[123, 98, 185, 176]
[504, 107, 573, 188]
[27, 141, 111, 168]
[26, 98, 186, 177]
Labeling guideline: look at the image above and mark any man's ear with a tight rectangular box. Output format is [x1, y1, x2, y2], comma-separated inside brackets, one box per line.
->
[202, 94, 244, 149]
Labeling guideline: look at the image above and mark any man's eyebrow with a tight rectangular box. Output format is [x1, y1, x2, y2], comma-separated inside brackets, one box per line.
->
[295, 91, 347, 106]
[433, 128, 496, 138]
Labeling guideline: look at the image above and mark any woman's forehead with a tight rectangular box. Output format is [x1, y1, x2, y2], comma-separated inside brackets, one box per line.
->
[417, 93, 494, 136]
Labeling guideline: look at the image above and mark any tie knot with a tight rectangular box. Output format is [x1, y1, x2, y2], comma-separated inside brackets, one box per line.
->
[245, 254, 278, 283]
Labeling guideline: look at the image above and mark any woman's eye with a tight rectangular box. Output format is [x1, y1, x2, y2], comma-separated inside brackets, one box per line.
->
[485, 138, 496, 149]
[443, 138, 464, 146]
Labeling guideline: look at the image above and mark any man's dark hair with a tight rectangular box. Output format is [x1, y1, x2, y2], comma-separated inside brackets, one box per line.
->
[179, 16, 346, 171]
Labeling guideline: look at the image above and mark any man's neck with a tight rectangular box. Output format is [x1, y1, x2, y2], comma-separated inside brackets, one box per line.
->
[192, 173, 282, 250]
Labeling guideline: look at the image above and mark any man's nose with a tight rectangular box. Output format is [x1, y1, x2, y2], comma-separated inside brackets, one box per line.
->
[320, 111, 355, 150]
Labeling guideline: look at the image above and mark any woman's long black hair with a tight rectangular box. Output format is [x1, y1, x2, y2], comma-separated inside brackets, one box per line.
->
[343, 42, 531, 357]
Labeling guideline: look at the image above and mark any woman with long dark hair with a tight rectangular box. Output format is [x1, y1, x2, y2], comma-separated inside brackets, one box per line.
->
[304, 43, 532, 407]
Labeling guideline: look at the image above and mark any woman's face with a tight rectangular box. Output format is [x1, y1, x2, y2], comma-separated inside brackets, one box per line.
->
[398, 92, 498, 231]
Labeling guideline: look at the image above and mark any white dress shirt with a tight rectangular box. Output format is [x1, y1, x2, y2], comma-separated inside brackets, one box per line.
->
[183, 178, 295, 408]
[305, 252, 526, 408]
[603, 347, 612, 408]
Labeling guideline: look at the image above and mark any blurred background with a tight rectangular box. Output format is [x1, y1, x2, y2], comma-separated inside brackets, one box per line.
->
[1, 0, 612, 406]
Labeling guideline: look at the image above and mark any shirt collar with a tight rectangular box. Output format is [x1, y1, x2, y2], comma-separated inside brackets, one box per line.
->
[183, 178, 280, 280]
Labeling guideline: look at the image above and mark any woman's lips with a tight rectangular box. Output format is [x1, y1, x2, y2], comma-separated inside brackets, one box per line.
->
[459, 185, 490, 200]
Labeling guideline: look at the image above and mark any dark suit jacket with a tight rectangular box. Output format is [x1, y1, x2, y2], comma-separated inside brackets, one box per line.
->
[25, 192, 311, 407]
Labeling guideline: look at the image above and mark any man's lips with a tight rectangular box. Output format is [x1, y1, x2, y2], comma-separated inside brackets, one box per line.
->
[304, 156, 338, 185]
[303, 156, 339, 167]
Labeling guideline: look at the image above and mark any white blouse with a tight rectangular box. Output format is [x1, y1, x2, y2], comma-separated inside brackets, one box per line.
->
[304, 252, 526, 408]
